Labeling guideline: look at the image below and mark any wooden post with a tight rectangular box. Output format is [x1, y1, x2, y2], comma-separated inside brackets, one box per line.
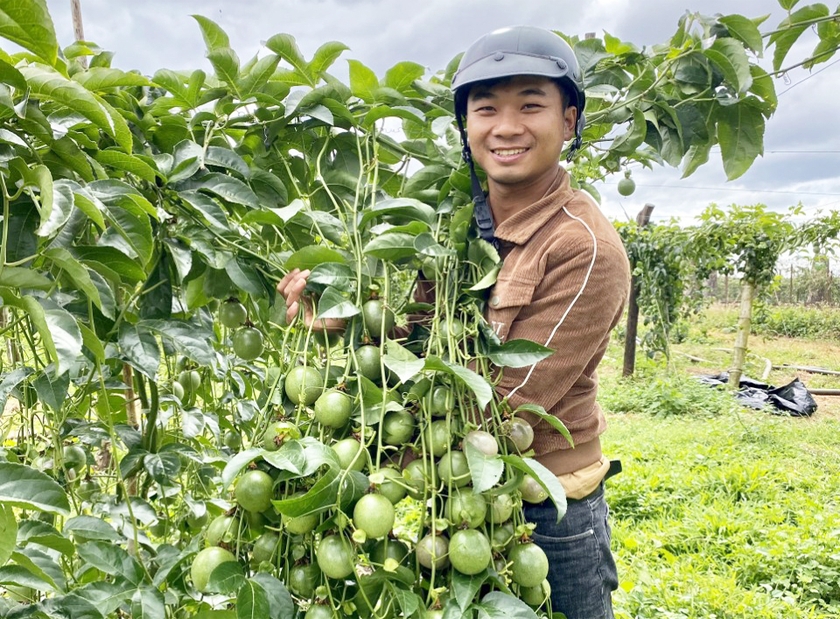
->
[622, 203, 655, 377]
[724, 273, 729, 304]
[728, 281, 755, 388]
[789, 263, 794, 304]
[70, 0, 87, 68]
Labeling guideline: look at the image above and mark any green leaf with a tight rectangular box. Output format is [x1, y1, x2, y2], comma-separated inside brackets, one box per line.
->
[16, 519, 74, 556]
[72, 67, 151, 90]
[42, 595, 106, 619]
[383, 61, 425, 92]
[64, 516, 122, 542]
[195, 172, 259, 208]
[0, 564, 56, 592]
[207, 47, 241, 91]
[0, 57, 27, 91]
[718, 15, 764, 53]
[452, 569, 488, 612]
[272, 467, 339, 517]
[285, 245, 346, 271]
[265, 33, 313, 85]
[0, 368, 33, 416]
[143, 453, 182, 484]
[306, 262, 354, 293]
[237, 579, 270, 619]
[32, 365, 69, 412]
[704, 38, 752, 93]
[102, 198, 154, 267]
[140, 319, 216, 367]
[464, 441, 504, 493]
[14, 296, 82, 377]
[205, 560, 246, 595]
[37, 179, 74, 238]
[770, 4, 829, 71]
[192, 15, 230, 51]
[348, 59, 379, 102]
[131, 587, 165, 619]
[477, 591, 539, 619]
[316, 286, 360, 320]
[226, 258, 266, 297]
[239, 54, 281, 95]
[0, 462, 70, 515]
[76, 541, 144, 586]
[119, 323, 160, 379]
[360, 197, 435, 228]
[45, 247, 106, 312]
[309, 41, 349, 78]
[251, 573, 296, 619]
[180, 190, 231, 232]
[717, 102, 765, 180]
[609, 108, 647, 155]
[681, 142, 712, 178]
[423, 356, 494, 410]
[75, 246, 147, 283]
[94, 150, 159, 184]
[382, 340, 425, 384]
[501, 456, 567, 522]
[749, 65, 777, 113]
[779, 0, 800, 8]
[0, 504, 17, 566]
[363, 233, 418, 261]
[488, 339, 554, 368]
[513, 403, 573, 446]
[20, 64, 126, 146]
[74, 581, 134, 616]
[0, 0, 58, 65]
[205, 146, 250, 178]
[221, 448, 263, 490]
[0, 266, 51, 290]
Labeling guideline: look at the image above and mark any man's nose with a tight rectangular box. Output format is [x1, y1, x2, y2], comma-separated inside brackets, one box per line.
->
[492, 108, 525, 137]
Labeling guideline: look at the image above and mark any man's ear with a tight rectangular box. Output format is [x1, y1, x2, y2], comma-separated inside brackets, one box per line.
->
[563, 105, 577, 142]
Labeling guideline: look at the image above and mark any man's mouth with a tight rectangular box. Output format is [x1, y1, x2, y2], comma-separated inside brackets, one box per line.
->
[492, 147, 528, 156]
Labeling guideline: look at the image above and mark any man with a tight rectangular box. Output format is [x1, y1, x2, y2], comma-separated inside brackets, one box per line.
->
[279, 25, 630, 619]
[448, 26, 629, 619]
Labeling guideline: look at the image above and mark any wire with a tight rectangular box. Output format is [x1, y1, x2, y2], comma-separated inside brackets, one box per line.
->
[601, 182, 840, 197]
[777, 58, 840, 96]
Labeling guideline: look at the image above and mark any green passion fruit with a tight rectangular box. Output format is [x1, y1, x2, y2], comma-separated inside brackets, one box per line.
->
[316, 534, 355, 579]
[332, 437, 368, 472]
[313, 389, 353, 429]
[416, 533, 449, 570]
[262, 420, 302, 451]
[234, 469, 274, 513]
[352, 493, 395, 539]
[232, 326, 264, 360]
[362, 299, 395, 337]
[285, 365, 324, 405]
[448, 529, 491, 575]
[191, 546, 238, 593]
[509, 542, 550, 588]
[219, 299, 247, 328]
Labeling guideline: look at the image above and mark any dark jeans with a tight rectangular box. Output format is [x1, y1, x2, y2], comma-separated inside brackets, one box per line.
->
[523, 483, 618, 619]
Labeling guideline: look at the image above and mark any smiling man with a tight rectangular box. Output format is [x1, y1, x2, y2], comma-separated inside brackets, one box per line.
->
[451, 26, 631, 619]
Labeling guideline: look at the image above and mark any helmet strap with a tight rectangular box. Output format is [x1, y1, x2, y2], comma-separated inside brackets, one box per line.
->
[455, 112, 497, 247]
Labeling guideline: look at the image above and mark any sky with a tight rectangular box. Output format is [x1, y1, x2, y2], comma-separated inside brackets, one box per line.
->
[31, 0, 840, 230]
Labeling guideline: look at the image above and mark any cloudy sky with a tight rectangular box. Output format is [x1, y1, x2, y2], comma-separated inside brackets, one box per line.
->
[36, 0, 840, 227]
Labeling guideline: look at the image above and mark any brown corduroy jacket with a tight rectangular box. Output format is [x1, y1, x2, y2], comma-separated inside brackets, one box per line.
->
[485, 167, 630, 473]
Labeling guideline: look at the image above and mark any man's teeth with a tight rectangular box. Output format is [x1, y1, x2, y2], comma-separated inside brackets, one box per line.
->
[494, 148, 526, 156]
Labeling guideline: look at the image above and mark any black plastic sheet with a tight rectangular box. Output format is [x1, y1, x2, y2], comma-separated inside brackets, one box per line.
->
[697, 372, 818, 417]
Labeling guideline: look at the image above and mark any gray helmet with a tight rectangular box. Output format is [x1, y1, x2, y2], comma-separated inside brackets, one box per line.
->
[451, 25, 586, 156]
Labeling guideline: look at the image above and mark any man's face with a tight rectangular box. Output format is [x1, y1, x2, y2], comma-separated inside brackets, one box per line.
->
[466, 75, 576, 192]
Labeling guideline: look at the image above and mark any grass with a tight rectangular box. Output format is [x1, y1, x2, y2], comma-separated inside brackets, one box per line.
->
[597, 305, 840, 618]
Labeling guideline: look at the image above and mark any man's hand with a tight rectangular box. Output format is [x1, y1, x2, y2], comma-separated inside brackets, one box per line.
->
[276, 268, 345, 332]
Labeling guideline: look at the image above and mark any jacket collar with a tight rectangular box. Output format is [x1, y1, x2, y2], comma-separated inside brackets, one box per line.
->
[492, 167, 574, 246]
